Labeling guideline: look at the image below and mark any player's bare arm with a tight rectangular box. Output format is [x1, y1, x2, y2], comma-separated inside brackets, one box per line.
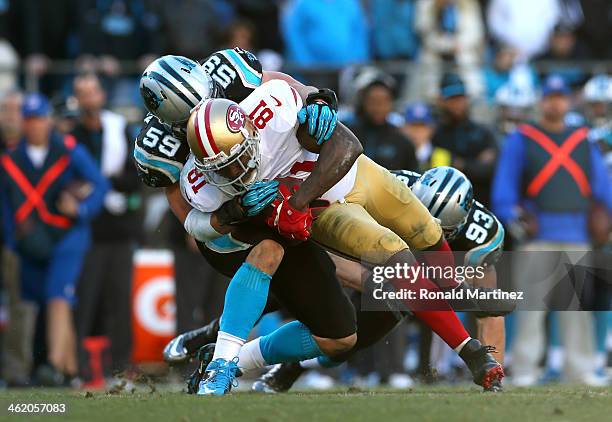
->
[289, 122, 363, 211]
[263, 71, 317, 100]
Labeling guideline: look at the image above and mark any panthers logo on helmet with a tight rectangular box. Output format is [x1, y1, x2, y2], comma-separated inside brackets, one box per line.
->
[226, 104, 246, 133]
[141, 86, 161, 111]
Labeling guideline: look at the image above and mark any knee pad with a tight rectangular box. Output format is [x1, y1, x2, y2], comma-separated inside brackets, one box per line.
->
[362, 231, 408, 265]
[407, 217, 443, 251]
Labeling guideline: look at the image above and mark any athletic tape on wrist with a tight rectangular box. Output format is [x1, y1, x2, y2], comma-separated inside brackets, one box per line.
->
[184, 209, 222, 242]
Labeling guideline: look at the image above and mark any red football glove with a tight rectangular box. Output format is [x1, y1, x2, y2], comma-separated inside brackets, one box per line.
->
[265, 185, 313, 241]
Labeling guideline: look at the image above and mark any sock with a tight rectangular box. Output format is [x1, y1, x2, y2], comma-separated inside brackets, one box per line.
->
[258, 321, 323, 365]
[422, 238, 460, 289]
[382, 249, 470, 349]
[453, 336, 471, 353]
[237, 337, 267, 374]
[212, 331, 245, 361]
[414, 311, 470, 350]
[219, 262, 272, 342]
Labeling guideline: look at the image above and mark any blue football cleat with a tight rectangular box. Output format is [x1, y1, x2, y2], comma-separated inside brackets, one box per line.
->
[197, 358, 241, 396]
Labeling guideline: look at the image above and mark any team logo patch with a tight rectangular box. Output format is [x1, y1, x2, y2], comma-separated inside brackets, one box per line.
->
[141, 86, 161, 111]
[226, 104, 246, 133]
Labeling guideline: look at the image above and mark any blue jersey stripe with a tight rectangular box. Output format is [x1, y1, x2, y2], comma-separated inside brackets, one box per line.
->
[223, 49, 262, 88]
[133, 147, 181, 182]
[465, 222, 505, 268]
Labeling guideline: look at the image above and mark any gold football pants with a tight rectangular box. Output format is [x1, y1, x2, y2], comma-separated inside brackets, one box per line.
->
[312, 156, 442, 264]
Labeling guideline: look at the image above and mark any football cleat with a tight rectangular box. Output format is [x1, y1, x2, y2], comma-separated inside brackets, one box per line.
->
[163, 318, 220, 364]
[251, 362, 306, 393]
[197, 358, 242, 396]
[187, 343, 216, 394]
[458, 339, 505, 391]
[449, 283, 516, 318]
[163, 334, 190, 364]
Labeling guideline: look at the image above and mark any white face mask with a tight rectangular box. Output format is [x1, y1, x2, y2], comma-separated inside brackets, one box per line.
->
[195, 136, 261, 196]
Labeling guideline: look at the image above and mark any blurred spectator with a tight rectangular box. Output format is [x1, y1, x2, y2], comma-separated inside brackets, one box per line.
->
[52, 95, 80, 135]
[415, 0, 485, 98]
[77, 0, 162, 64]
[226, 19, 256, 52]
[493, 80, 537, 144]
[400, 102, 452, 171]
[349, 75, 417, 171]
[157, 0, 223, 59]
[432, 73, 497, 205]
[492, 75, 611, 385]
[70, 74, 141, 379]
[575, 0, 612, 59]
[0, 93, 107, 385]
[536, 24, 587, 88]
[11, 0, 77, 95]
[482, 45, 518, 103]
[0, 0, 18, 95]
[0, 89, 31, 388]
[224, 19, 283, 72]
[487, 0, 560, 60]
[76, 0, 165, 107]
[582, 74, 611, 134]
[282, 0, 369, 68]
[0, 91, 23, 151]
[232, 0, 283, 53]
[370, 0, 419, 61]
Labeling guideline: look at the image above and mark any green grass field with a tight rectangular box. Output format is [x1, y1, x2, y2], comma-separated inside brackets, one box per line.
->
[1, 385, 611, 422]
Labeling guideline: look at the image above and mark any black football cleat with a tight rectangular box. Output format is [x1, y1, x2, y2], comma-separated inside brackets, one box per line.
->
[251, 362, 306, 393]
[458, 339, 505, 391]
[449, 283, 516, 318]
[186, 343, 216, 394]
[163, 318, 220, 364]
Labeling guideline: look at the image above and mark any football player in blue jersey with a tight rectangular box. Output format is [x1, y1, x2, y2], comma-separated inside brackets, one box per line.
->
[170, 167, 512, 392]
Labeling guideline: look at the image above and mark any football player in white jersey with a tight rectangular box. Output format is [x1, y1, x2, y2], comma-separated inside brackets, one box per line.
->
[184, 83, 509, 394]
[177, 80, 364, 396]
[134, 52, 364, 396]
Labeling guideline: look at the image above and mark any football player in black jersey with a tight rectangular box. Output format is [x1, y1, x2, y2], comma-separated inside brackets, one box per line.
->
[169, 166, 511, 391]
[393, 167, 506, 364]
[250, 167, 508, 392]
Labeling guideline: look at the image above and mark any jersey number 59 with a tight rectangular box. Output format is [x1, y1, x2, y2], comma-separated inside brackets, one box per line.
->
[143, 126, 181, 158]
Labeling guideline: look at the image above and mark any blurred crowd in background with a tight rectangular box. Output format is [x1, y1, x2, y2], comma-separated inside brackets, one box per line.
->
[0, 0, 611, 390]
